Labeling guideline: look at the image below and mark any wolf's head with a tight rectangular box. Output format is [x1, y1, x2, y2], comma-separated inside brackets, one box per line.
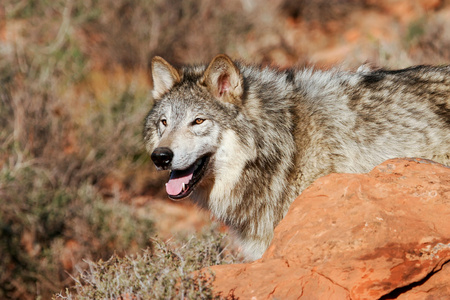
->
[144, 54, 250, 201]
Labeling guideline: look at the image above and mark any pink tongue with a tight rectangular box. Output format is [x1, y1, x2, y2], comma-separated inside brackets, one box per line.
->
[165, 164, 196, 196]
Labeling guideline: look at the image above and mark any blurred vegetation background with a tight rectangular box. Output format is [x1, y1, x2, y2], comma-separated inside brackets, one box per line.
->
[1, 0, 450, 299]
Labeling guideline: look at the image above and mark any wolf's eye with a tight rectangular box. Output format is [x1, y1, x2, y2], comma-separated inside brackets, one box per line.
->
[161, 119, 167, 126]
[193, 118, 205, 125]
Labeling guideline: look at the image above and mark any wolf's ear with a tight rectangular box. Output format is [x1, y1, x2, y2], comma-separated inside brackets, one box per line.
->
[202, 54, 243, 105]
[151, 56, 181, 99]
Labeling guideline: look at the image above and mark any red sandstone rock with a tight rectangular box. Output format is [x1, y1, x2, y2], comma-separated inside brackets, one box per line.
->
[206, 158, 450, 299]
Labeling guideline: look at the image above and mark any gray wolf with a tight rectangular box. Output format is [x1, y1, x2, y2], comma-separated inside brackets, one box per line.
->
[143, 54, 450, 260]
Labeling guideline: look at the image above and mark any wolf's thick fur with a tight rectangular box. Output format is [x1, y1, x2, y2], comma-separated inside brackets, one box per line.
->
[144, 55, 450, 260]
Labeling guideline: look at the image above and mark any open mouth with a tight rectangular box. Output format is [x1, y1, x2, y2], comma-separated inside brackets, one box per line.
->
[165, 155, 210, 200]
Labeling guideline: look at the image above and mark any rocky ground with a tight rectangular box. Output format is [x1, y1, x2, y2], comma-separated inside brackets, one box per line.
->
[207, 159, 450, 299]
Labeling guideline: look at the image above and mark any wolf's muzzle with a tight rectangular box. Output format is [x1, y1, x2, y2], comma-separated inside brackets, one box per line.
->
[151, 147, 173, 169]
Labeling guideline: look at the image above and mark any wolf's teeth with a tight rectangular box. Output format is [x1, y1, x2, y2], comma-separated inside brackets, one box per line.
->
[182, 183, 187, 192]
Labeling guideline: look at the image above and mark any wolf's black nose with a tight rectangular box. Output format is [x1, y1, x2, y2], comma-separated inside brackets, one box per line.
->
[151, 147, 174, 169]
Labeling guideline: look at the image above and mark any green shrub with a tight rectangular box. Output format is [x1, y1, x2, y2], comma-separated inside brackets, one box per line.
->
[0, 162, 154, 299]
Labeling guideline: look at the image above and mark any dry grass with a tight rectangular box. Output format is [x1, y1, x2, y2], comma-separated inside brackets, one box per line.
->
[55, 230, 237, 300]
